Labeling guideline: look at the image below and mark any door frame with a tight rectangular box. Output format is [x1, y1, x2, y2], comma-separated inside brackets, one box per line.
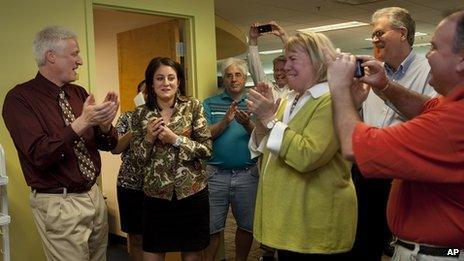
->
[84, 1, 197, 97]
[84, 0, 200, 239]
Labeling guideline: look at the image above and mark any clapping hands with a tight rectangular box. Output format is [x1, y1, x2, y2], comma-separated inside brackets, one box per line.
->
[145, 117, 178, 145]
[246, 82, 280, 125]
[72, 91, 119, 135]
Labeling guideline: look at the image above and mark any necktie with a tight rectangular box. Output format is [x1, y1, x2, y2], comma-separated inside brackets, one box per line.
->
[58, 90, 96, 181]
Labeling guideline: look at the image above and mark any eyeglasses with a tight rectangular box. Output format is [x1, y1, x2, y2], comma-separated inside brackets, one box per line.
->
[371, 29, 394, 40]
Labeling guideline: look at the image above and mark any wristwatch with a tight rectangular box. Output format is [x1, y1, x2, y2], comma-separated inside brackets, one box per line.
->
[173, 136, 183, 147]
[266, 119, 278, 130]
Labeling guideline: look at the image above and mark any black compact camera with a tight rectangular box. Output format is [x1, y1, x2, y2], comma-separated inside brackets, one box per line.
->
[257, 24, 272, 33]
[354, 59, 365, 78]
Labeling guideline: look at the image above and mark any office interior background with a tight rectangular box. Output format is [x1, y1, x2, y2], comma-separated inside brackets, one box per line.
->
[1, 0, 463, 260]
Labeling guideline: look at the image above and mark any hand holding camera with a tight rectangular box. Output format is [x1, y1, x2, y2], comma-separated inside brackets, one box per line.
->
[354, 59, 365, 78]
[249, 21, 287, 45]
[257, 24, 272, 33]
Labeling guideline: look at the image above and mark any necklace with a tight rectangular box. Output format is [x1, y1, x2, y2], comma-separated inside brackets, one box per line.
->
[289, 93, 301, 115]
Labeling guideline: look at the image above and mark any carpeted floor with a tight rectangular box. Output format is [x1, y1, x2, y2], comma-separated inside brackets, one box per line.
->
[107, 208, 391, 261]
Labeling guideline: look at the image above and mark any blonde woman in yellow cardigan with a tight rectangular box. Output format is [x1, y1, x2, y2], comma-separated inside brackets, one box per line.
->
[247, 32, 357, 260]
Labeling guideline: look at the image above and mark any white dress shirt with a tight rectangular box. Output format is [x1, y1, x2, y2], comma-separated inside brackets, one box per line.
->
[363, 50, 436, 127]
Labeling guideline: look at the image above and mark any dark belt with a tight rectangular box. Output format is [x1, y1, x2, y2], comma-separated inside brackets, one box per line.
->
[396, 239, 460, 257]
[32, 186, 90, 194]
[211, 164, 257, 172]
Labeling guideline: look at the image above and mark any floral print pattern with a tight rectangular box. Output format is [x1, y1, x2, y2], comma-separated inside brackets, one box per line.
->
[115, 111, 143, 190]
[131, 96, 212, 200]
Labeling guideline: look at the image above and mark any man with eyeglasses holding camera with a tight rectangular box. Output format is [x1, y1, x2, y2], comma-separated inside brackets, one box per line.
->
[327, 9, 464, 260]
[349, 7, 436, 261]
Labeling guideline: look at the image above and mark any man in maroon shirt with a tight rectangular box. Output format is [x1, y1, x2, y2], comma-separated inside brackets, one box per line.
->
[326, 11, 464, 260]
[2, 26, 119, 260]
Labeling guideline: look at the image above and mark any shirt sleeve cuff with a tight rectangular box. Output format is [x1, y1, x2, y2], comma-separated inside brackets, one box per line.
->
[266, 121, 287, 155]
[63, 125, 81, 147]
[249, 45, 259, 52]
[249, 131, 267, 159]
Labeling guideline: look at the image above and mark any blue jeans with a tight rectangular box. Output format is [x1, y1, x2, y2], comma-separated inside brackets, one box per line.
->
[207, 164, 258, 234]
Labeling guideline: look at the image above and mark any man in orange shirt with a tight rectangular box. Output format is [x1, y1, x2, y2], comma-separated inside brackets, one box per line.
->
[327, 11, 464, 260]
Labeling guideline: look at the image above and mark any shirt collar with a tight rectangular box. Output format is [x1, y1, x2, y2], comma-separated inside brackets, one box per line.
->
[177, 94, 189, 102]
[385, 50, 415, 76]
[273, 84, 289, 93]
[445, 87, 464, 102]
[287, 82, 329, 99]
[220, 89, 247, 102]
[35, 72, 68, 98]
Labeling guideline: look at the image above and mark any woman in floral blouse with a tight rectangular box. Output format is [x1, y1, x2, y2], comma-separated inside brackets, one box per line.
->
[131, 57, 212, 261]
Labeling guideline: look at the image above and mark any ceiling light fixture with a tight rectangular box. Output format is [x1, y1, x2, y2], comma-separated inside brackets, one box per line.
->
[259, 49, 283, 55]
[412, 43, 431, 47]
[298, 21, 369, 33]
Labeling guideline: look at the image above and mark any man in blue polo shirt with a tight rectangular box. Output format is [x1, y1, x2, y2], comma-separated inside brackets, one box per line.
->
[203, 58, 258, 261]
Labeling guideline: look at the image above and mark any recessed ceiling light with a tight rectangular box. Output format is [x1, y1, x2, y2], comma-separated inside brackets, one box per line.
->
[412, 43, 431, 47]
[259, 49, 283, 55]
[414, 32, 427, 37]
[298, 21, 369, 33]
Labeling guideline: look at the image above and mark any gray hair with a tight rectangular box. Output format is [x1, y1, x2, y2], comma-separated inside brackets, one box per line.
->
[220, 58, 248, 78]
[372, 7, 415, 46]
[33, 26, 77, 66]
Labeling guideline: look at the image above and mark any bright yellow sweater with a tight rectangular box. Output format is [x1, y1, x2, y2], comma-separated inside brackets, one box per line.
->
[253, 92, 357, 253]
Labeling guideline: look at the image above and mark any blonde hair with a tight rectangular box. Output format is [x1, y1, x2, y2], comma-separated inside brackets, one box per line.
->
[284, 32, 336, 84]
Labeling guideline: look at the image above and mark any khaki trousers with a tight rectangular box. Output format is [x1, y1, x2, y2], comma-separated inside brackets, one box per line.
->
[30, 184, 108, 261]
[393, 242, 464, 261]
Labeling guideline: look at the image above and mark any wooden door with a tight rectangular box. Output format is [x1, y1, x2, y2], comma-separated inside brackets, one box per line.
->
[117, 19, 180, 112]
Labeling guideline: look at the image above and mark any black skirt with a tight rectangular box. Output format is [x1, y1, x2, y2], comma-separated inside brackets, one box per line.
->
[117, 186, 144, 234]
[142, 188, 210, 253]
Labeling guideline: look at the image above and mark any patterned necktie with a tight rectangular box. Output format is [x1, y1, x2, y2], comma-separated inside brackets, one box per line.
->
[58, 90, 96, 181]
